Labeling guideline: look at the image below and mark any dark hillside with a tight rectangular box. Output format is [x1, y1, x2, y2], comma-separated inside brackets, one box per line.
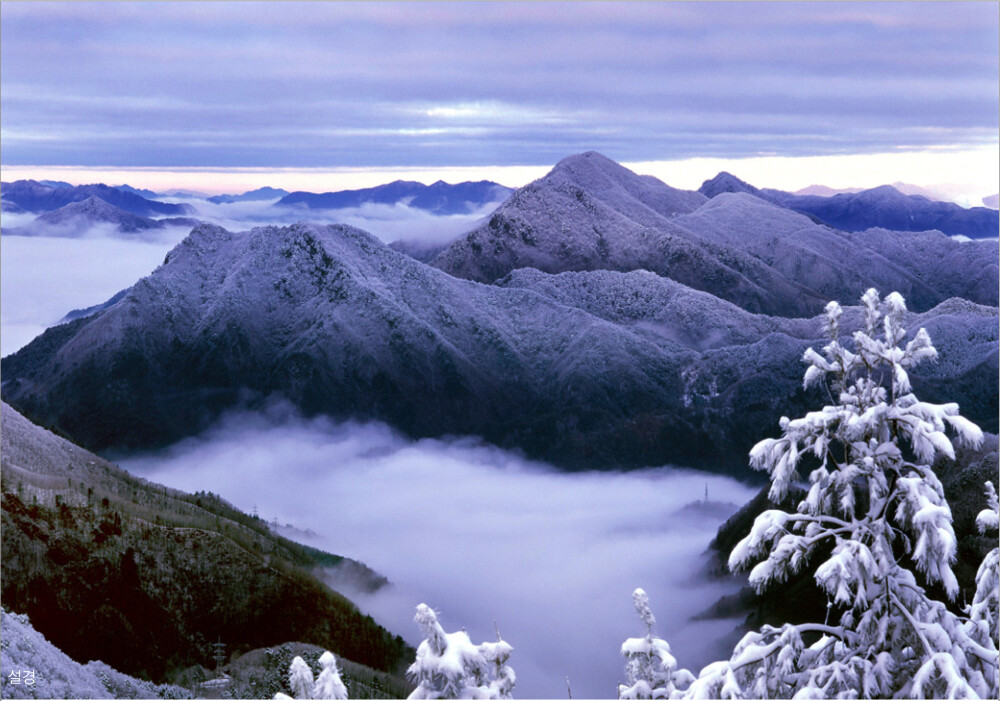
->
[0, 402, 411, 684]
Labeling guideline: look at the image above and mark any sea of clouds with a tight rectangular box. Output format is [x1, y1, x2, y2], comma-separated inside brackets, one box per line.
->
[121, 402, 758, 698]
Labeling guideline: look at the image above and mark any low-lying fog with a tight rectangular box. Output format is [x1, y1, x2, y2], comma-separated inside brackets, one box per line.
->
[122, 403, 757, 698]
[0, 229, 190, 356]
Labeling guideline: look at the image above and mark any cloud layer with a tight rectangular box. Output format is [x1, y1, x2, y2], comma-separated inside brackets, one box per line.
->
[0, 228, 188, 356]
[121, 403, 758, 698]
[2, 3, 996, 168]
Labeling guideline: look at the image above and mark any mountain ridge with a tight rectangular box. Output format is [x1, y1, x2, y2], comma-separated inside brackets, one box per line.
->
[434, 153, 997, 315]
[5, 195, 200, 237]
[0, 179, 193, 217]
[3, 219, 994, 474]
[698, 173, 999, 238]
[208, 186, 290, 204]
[276, 179, 512, 215]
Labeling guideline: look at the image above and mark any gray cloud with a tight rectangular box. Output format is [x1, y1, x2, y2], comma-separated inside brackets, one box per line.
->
[120, 403, 757, 698]
[2, 2, 996, 167]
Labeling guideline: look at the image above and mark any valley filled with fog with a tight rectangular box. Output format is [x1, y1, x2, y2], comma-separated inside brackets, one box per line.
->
[120, 403, 757, 698]
[2, 194, 758, 696]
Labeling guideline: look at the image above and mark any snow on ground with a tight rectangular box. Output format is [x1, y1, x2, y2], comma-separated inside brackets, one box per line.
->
[0, 609, 188, 699]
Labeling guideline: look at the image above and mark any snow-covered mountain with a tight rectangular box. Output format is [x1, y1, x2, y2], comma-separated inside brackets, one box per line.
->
[276, 179, 512, 215]
[207, 186, 290, 204]
[5, 196, 200, 237]
[0, 179, 193, 217]
[435, 153, 997, 315]
[699, 173, 1000, 239]
[432, 152, 828, 316]
[3, 221, 994, 474]
[671, 192, 997, 312]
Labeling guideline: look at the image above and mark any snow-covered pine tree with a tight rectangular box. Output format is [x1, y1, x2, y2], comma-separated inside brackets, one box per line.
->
[314, 651, 348, 700]
[289, 656, 315, 699]
[966, 482, 999, 662]
[274, 651, 347, 700]
[480, 630, 516, 700]
[618, 588, 695, 699]
[646, 289, 998, 699]
[406, 604, 515, 699]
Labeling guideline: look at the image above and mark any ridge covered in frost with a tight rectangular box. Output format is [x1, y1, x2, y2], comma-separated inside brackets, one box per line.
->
[434, 153, 997, 315]
[2, 220, 995, 474]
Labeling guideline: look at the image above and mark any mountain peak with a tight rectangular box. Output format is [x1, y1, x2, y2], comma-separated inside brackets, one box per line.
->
[552, 151, 620, 172]
[860, 184, 907, 199]
[698, 172, 760, 198]
[76, 194, 117, 210]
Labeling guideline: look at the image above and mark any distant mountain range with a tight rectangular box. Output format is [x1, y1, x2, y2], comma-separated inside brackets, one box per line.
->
[276, 179, 513, 214]
[699, 172, 999, 238]
[207, 186, 290, 204]
[4, 196, 200, 237]
[114, 183, 161, 199]
[0, 180, 194, 217]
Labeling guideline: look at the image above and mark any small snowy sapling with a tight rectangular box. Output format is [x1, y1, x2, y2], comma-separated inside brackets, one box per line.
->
[406, 604, 515, 699]
[274, 651, 347, 700]
[618, 588, 695, 699]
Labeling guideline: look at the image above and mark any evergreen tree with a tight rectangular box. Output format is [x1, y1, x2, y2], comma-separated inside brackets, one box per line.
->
[618, 588, 694, 699]
[642, 290, 998, 698]
[314, 651, 348, 700]
[406, 604, 515, 699]
[480, 631, 516, 700]
[966, 482, 1000, 663]
[275, 651, 346, 700]
[289, 656, 315, 699]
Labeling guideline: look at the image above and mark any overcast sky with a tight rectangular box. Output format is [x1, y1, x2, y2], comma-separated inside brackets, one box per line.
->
[1, 2, 998, 191]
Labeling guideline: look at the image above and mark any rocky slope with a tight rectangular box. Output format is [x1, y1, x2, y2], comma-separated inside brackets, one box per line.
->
[0, 401, 410, 684]
[3, 221, 995, 474]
